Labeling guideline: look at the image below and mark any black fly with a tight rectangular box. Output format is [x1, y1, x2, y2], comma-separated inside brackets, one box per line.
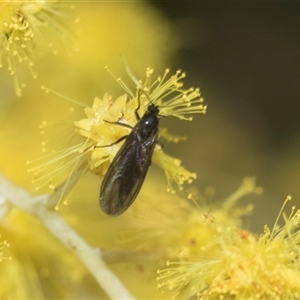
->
[99, 96, 161, 216]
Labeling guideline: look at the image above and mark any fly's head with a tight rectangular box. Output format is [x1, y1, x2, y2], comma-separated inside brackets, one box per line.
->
[147, 103, 159, 115]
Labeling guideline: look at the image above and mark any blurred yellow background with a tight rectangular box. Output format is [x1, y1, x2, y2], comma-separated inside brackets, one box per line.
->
[1, 1, 300, 299]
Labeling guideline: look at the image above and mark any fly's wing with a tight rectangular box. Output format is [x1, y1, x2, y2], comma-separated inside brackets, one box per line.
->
[100, 131, 158, 215]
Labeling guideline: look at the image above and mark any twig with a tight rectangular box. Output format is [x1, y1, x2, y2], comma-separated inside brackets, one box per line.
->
[0, 172, 135, 300]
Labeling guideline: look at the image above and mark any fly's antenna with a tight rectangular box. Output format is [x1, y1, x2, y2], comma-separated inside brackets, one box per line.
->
[120, 55, 153, 105]
[121, 55, 143, 89]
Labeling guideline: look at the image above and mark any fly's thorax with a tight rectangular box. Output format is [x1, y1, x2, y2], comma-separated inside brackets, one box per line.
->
[138, 104, 159, 139]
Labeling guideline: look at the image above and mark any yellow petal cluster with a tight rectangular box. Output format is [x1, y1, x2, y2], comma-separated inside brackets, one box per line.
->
[157, 196, 300, 300]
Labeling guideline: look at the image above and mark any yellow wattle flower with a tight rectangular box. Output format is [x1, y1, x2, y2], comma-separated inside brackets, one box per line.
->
[0, 0, 77, 96]
[157, 195, 300, 300]
[28, 67, 207, 209]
